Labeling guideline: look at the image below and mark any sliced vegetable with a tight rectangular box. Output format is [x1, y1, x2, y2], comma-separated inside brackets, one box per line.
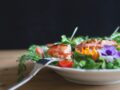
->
[58, 60, 73, 68]
[35, 47, 44, 58]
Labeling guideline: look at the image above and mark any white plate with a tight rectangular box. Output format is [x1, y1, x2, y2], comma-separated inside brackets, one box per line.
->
[47, 65, 120, 85]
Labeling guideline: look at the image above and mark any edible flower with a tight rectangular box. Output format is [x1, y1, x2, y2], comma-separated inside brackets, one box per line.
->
[76, 47, 99, 60]
[99, 45, 120, 62]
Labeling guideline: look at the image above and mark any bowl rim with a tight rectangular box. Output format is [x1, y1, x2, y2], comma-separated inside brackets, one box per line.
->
[47, 65, 120, 72]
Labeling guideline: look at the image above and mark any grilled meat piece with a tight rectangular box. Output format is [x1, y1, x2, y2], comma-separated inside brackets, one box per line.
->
[76, 39, 117, 51]
[47, 44, 72, 59]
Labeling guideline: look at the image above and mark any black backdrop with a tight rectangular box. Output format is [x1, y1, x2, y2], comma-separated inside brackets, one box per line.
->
[1, 0, 120, 49]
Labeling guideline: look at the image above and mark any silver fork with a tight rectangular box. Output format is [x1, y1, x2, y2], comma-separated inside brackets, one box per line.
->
[8, 26, 78, 90]
[8, 58, 59, 90]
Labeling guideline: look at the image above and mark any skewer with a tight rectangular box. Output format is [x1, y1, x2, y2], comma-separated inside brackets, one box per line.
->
[70, 26, 78, 40]
[111, 26, 120, 36]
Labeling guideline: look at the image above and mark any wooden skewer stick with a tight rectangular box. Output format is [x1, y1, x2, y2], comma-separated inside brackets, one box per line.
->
[70, 27, 78, 40]
[111, 26, 120, 36]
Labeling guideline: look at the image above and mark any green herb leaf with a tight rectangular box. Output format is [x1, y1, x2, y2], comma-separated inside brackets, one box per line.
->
[79, 60, 86, 68]
[106, 62, 114, 69]
[84, 59, 96, 69]
[61, 35, 89, 47]
[28, 45, 43, 61]
[99, 57, 106, 69]
[73, 51, 92, 62]
[73, 60, 79, 68]
[17, 55, 30, 82]
[18, 45, 45, 81]
[61, 35, 70, 44]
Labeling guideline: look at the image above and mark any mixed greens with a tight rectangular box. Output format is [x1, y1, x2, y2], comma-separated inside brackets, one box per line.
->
[18, 27, 120, 81]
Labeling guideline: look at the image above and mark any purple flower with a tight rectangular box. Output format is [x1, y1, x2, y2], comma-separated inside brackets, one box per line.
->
[114, 51, 120, 58]
[99, 45, 120, 62]
[100, 45, 117, 56]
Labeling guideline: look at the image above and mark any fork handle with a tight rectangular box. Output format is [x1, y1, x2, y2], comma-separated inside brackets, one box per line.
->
[8, 64, 44, 90]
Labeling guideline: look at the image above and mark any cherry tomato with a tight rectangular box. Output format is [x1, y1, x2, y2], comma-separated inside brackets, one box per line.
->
[58, 60, 73, 68]
[35, 47, 44, 58]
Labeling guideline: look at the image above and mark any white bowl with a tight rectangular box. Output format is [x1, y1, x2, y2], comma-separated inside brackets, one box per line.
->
[47, 65, 120, 85]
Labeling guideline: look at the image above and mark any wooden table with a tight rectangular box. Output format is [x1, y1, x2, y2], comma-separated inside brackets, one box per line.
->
[1, 50, 120, 90]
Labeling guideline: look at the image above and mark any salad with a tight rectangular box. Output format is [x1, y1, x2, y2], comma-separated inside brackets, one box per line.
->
[18, 27, 120, 81]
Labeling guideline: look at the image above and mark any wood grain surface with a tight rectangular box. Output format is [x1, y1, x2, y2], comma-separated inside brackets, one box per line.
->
[1, 50, 120, 90]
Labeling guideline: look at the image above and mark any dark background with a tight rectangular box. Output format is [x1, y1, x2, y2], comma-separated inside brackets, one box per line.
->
[1, 0, 120, 49]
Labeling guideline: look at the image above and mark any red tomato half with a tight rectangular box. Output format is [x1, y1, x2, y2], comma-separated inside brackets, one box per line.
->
[58, 60, 73, 68]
